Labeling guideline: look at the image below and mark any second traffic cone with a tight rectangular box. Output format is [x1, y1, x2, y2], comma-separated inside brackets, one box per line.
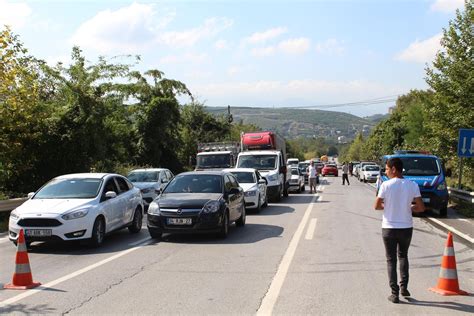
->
[4, 229, 41, 290]
[429, 232, 468, 296]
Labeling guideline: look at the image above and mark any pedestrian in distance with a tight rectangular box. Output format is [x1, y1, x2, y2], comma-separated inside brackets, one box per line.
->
[342, 162, 350, 185]
[374, 157, 425, 303]
[307, 160, 318, 194]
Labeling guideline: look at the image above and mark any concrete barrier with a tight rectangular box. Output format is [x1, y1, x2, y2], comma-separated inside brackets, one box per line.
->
[0, 198, 28, 213]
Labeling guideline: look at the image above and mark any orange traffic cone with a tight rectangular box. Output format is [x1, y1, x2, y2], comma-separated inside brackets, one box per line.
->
[4, 229, 41, 290]
[429, 232, 468, 296]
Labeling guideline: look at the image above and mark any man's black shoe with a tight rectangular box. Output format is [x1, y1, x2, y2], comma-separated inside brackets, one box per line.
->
[400, 288, 411, 297]
[387, 294, 399, 303]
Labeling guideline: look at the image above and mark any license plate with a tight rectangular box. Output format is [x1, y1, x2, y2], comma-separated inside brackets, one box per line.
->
[25, 229, 52, 237]
[422, 198, 430, 203]
[167, 218, 192, 225]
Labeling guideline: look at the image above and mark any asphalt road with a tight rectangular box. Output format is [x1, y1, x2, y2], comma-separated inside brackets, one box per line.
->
[0, 177, 473, 315]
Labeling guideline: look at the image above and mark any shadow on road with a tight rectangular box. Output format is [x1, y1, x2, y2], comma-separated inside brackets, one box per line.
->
[253, 205, 296, 215]
[159, 223, 284, 245]
[0, 303, 56, 314]
[403, 297, 474, 313]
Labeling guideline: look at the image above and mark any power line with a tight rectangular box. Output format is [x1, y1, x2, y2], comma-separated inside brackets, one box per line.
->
[284, 94, 399, 109]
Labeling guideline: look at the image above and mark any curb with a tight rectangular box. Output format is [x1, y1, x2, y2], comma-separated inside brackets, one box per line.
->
[422, 216, 474, 248]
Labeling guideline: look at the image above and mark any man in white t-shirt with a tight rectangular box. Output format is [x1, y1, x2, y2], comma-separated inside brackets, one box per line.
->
[374, 157, 425, 303]
[307, 161, 318, 194]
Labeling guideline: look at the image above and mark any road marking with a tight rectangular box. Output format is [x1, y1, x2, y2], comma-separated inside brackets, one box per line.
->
[257, 194, 318, 316]
[458, 219, 470, 223]
[0, 239, 152, 308]
[428, 218, 474, 244]
[305, 218, 317, 240]
[128, 236, 151, 246]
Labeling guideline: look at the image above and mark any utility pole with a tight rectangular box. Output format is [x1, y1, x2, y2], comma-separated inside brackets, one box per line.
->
[227, 105, 233, 141]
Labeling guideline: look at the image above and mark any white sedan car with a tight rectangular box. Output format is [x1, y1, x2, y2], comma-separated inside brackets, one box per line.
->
[289, 167, 305, 193]
[360, 165, 381, 183]
[127, 168, 174, 209]
[223, 168, 267, 212]
[8, 173, 144, 247]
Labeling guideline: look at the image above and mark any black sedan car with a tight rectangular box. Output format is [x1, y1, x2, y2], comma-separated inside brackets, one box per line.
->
[147, 171, 245, 239]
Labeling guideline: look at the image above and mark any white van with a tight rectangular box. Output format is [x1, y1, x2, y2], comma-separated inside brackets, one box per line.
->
[236, 150, 290, 202]
[287, 158, 299, 166]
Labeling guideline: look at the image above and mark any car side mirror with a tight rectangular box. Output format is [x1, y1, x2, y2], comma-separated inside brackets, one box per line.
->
[27, 192, 35, 199]
[105, 191, 117, 200]
[258, 179, 266, 185]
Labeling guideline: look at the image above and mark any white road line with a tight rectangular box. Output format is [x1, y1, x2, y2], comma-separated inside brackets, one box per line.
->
[128, 236, 151, 246]
[257, 194, 318, 316]
[0, 239, 152, 308]
[428, 218, 474, 244]
[304, 218, 317, 240]
[458, 219, 470, 223]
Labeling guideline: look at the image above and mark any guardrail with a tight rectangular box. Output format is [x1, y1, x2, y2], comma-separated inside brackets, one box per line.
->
[0, 197, 28, 213]
[448, 187, 474, 204]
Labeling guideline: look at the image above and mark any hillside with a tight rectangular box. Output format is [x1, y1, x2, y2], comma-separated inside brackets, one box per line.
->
[205, 106, 375, 139]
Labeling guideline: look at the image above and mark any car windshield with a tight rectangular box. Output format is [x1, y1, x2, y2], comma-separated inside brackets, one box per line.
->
[365, 166, 380, 171]
[127, 171, 159, 182]
[237, 155, 277, 170]
[291, 168, 299, 175]
[230, 172, 255, 184]
[34, 178, 102, 199]
[196, 154, 231, 168]
[164, 174, 222, 194]
[401, 157, 440, 176]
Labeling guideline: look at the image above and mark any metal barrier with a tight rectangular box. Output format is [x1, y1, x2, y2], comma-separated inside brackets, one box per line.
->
[0, 197, 28, 213]
[448, 187, 474, 204]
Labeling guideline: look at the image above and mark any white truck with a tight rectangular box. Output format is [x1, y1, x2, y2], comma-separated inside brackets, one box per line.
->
[195, 142, 240, 171]
[236, 131, 291, 202]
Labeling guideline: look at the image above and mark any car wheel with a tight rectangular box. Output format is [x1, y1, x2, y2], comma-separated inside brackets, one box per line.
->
[283, 183, 289, 197]
[439, 207, 448, 218]
[149, 228, 162, 240]
[128, 207, 142, 234]
[262, 194, 268, 208]
[218, 210, 229, 238]
[275, 186, 282, 202]
[255, 195, 262, 213]
[236, 205, 246, 227]
[89, 217, 105, 247]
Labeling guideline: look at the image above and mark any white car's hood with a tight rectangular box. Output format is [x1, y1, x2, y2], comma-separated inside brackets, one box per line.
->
[239, 183, 257, 192]
[16, 198, 95, 216]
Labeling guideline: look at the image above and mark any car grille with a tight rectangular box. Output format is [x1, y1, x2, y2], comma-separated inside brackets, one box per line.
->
[17, 218, 62, 227]
[160, 208, 202, 216]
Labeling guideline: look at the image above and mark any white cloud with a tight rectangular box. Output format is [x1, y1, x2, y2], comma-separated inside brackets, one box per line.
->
[160, 17, 233, 47]
[278, 37, 311, 55]
[250, 38, 311, 57]
[251, 46, 277, 57]
[315, 38, 345, 55]
[70, 2, 173, 54]
[244, 27, 288, 44]
[0, 0, 32, 29]
[396, 33, 442, 63]
[160, 52, 208, 64]
[215, 39, 229, 50]
[227, 66, 241, 76]
[430, 0, 464, 13]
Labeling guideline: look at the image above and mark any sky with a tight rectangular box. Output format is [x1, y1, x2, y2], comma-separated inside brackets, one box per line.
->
[0, 0, 466, 117]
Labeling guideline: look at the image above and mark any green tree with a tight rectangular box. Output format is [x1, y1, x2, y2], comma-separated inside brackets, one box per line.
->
[425, 0, 473, 187]
[0, 27, 50, 193]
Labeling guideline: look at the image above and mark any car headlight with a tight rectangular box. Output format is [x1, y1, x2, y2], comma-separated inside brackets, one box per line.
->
[245, 190, 257, 197]
[9, 209, 19, 220]
[203, 200, 220, 213]
[437, 182, 447, 190]
[266, 174, 278, 182]
[148, 202, 160, 215]
[62, 209, 89, 220]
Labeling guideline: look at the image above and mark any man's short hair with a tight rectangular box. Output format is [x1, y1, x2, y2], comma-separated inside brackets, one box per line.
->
[387, 157, 403, 173]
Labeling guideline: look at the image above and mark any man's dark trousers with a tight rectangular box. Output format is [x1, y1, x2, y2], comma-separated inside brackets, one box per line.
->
[382, 228, 413, 295]
[342, 174, 350, 185]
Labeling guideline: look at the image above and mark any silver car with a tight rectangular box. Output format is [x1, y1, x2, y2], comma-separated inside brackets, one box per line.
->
[127, 168, 174, 209]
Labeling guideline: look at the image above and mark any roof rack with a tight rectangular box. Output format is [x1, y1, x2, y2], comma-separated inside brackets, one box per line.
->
[394, 150, 431, 155]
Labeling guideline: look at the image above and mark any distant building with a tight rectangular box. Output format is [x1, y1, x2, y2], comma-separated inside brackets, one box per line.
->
[338, 136, 347, 144]
[388, 106, 395, 114]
